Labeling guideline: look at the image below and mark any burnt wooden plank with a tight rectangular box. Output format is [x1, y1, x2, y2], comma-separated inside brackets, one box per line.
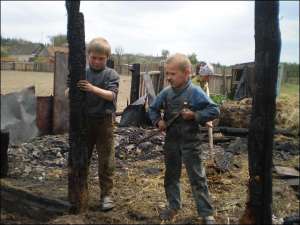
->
[0, 180, 70, 221]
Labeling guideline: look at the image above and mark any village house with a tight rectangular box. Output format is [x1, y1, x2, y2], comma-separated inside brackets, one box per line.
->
[37, 45, 69, 63]
[6, 43, 44, 62]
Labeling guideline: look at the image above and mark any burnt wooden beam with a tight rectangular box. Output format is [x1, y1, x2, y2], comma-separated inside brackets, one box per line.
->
[66, 0, 89, 214]
[0, 131, 9, 178]
[1, 180, 70, 221]
[240, 1, 281, 224]
[200, 127, 296, 137]
[130, 63, 141, 104]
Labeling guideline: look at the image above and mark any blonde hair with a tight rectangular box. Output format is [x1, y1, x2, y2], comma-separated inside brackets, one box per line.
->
[165, 53, 192, 72]
[87, 37, 111, 57]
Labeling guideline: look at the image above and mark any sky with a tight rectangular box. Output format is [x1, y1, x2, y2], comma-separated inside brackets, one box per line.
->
[1, 1, 299, 65]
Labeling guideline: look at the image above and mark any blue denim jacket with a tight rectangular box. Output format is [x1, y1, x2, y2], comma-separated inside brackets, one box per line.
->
[148, 79, 220, 127]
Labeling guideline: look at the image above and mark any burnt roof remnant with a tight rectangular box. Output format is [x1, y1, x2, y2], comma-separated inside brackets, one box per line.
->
[65, 0, 89, 214]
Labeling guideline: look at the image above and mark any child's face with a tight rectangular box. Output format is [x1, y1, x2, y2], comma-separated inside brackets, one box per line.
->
[88, 52, 107, 70]
[165, 62, 190, 89]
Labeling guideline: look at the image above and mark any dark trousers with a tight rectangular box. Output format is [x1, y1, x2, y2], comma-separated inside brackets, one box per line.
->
[87, 116, 115, 198]
[164, 139, 214, 217]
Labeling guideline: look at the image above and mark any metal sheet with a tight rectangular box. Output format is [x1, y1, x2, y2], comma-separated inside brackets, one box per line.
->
[36, 96, 53, 135]
[1, 86, 38, 145]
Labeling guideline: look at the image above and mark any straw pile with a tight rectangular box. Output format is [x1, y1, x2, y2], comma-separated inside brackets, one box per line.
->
[219, 98, 253, 128]
[219, 98, 299, 134]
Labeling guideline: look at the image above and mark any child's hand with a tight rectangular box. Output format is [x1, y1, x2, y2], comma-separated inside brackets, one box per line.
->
[157, 120, 167, 132]
[181, 108, 195, 120]
[205, 121, 213, 128]
[77, 80, 95, 92]
[64, 88, 69, 97]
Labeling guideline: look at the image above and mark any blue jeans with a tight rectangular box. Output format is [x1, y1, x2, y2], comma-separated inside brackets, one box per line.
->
[163, 138, 214, 217]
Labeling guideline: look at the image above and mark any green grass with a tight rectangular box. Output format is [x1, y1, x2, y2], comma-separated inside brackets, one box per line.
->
[210, 94, 227, 105]
[280, 83, 299, 96]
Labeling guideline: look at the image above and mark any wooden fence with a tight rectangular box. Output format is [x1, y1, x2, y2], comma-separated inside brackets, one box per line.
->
[137, 64, 232, 98]
[1, 62, 54, 72]
[208, 74, 232, 95]
[115, 63, 161, 75]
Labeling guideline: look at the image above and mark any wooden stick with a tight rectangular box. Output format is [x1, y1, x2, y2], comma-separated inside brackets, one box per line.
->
[205, 81, 214, 151]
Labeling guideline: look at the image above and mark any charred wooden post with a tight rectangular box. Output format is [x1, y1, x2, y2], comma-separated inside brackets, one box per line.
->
[0, 131, 9, 178]
[130, 63, 141, 104]
[240, 1, 281, 224]
[106, 58, 114, 69]
[222, 67, 227, 96]
[158, 65, 165, 93]
[66, 0, 89, 214]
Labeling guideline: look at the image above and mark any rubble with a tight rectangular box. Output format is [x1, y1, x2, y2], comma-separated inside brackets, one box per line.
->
[6, 124, 299, 181]
[2, 124, 299, 224]
[6, 127, 166, 180]
[115, 127, 164, 161]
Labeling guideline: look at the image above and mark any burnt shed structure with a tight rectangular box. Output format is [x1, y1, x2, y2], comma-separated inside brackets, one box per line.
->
[230, 62, 256, 100]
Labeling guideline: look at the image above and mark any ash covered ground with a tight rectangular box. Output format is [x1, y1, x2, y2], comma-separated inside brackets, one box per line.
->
[1, 126, 299, 224]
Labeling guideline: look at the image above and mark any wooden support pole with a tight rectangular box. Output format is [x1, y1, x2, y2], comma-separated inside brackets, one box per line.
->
[0, 131, 9, 178]
[66, 0, 89, 214]
[53, 52, 69, 134]
[222, 67, 227, 96]
[130, 63, 140, 104]
[106, 58, 114, 69]
[240, 1, 281, 224]
[158, 65, 165, 93]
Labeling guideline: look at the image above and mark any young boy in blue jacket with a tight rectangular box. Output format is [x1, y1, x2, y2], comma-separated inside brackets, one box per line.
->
[148, 53, 219, 224]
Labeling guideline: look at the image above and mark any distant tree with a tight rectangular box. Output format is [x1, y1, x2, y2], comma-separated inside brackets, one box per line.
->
[125, 54, 136, 64]
[49, 34, 68, 46]
[161, 49, 170, 59]
[188, 53, 198, 65]
[1, 47, 9, 57]
[115, 46, 124, 65]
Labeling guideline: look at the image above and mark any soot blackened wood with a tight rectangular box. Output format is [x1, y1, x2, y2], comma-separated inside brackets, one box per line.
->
[0, 131, 9, 178]
[241, 2, 281, 224]
[106, 58, 115, 69]
[1, 180, 70, 221]
[66, 0, 89, 214]
[130, 63, 141, 104]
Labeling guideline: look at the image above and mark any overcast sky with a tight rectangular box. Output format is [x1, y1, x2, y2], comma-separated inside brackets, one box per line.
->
[1, 1, 299, 65]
